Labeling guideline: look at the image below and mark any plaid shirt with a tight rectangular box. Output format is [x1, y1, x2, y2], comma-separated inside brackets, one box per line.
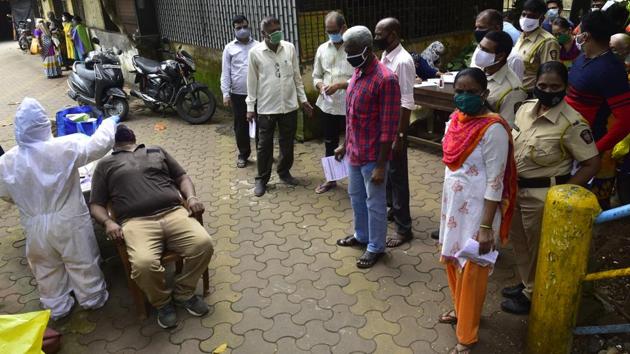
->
[345, 56, 401, 166]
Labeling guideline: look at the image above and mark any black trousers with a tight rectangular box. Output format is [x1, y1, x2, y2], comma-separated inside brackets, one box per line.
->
[320, 111, 345, 157]
[0, 144, 4, 157]
[386, 141, 413, 235]
[231, 94, 252, 160]
[255, 110, 298, 184]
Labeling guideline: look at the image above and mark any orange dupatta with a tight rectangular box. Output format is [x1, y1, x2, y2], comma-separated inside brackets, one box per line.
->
[442, 110, 517, 243]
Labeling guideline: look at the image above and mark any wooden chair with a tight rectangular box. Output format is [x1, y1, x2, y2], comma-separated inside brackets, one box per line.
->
[111, 210, 210, 320]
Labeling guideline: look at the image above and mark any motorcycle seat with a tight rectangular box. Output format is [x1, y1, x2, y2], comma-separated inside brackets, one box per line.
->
[133, 56, 161, 74]
[75, 63, 96, 82]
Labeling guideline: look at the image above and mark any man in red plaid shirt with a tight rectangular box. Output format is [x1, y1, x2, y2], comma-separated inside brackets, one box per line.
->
[335, 25, 401, 268]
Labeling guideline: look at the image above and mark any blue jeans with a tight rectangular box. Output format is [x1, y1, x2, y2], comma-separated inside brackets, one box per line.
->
[348, 162, 389, 253]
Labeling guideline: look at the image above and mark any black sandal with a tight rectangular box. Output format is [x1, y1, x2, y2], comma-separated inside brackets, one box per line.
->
[336, 235, 363, 247]
[438, 309, 458, 324]
[356, 251, 384, 268]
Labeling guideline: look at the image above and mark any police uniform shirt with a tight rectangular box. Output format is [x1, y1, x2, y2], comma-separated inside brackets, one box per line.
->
[486, 64, 527, 128]
[512, 27, 561, 92]
[513, 99, 599, 179]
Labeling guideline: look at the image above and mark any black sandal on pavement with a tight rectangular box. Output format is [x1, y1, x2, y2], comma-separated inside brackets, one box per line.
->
[336, 235, 363, 247]
[449, 343, 473, 354]
[356, 251, 384, 268]
[315, 181, 336, 194]
[438, 309, 457, 324]
[386, 233, 413, 247]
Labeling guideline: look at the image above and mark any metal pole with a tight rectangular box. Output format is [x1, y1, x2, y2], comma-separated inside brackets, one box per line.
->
[595, 204, 630, 224]
[527, 185, 601, 354]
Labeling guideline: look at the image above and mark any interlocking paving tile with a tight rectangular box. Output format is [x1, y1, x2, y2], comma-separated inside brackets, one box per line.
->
[288, 279, 326, 303]
[232, 307, 273, 335]
[263, 312, 306, 342]
[260, 293, 301, 318]
[318, 285, 357, 309]
[201, 301, 243, 328]
[255, 244, 290, 262]
[169, 317, 213, 344]
[257, 258, 292, 279]
[323, 304, 366, 332]
[231, 270, 268, 292]
[104, 324, 151, 352]
[291, 298, 333, 325]
[358, 310, 401, 339]
[199, 323, 244, 353]
[276, 337, 311, 354]
[373, 333, 413, 354]
[331, 327, 377, 354]
[350, 290, 390, 315]
[295, 320, 341, 350]
[284, 263, 321, 284]
[393, 316, 438, 346]
[231, 288, 270, 311]
[312, 267, 351, 290]
[259, 274, 297, 297]
[383, 295, 424, 323]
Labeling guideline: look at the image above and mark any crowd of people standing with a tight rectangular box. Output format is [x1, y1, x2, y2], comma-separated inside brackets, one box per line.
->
[29, 11, 92, 79]
[1, 0, 629, 351]
[219, 0, 629, 351]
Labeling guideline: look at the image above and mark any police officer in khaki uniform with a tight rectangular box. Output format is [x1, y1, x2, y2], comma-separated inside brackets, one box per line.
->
[509, 0, 561, 92]
[472, 30, 528, 127]
[501, 62, 601, 314]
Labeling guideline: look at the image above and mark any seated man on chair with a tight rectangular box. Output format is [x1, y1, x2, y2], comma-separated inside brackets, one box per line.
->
[89, 125, 214, 329]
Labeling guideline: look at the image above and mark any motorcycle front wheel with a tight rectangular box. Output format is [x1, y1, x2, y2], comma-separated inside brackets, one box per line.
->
[104, 97, 129, 121]
[19, 39, 29, 51]
[176, 87, 216, 124]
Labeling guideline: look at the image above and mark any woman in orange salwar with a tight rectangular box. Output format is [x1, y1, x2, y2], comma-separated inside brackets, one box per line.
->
[438, 68, 517, 353]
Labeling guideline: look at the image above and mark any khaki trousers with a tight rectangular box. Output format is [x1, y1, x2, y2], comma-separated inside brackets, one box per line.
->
[122, 207, 213, 308]
[509, 187, 548, 299]
[446, 261, 490, 346]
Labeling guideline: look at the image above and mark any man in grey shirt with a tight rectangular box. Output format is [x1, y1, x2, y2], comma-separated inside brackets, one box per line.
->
[221, 15, 258, 168]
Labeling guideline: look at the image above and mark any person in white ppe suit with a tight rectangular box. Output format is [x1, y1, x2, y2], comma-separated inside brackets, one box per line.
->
[0, 97, 118, 320]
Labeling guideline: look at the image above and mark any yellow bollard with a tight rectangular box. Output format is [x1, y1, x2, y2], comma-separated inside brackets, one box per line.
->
[526, 185, 601, 354]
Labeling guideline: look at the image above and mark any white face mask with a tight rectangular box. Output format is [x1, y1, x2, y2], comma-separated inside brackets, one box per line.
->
[520, 17, 540, 32]
[471, 47, 497, 69]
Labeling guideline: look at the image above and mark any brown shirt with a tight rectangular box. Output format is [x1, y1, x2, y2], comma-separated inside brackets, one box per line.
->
[90, 144, 186, 221]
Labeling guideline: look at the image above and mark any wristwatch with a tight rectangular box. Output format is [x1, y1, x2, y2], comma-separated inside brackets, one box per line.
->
[398, 132, 405, 139]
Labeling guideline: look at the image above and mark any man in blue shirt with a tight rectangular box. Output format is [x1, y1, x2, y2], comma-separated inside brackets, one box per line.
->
[220, 15, 258, 168]
[542, 0, 573, 33]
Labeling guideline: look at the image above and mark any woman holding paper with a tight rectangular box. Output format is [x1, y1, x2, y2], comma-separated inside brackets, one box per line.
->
[438, 67, 517, 353]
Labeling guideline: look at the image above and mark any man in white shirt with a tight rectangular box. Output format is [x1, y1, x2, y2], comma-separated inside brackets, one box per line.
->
[221, 15, 258, 168]
[374, 17, 414, 247]
[313, 11, 354, 194]
[246, 16, 314, 197]
[475, 9, 525, 80]
[471, 30, 527, 127]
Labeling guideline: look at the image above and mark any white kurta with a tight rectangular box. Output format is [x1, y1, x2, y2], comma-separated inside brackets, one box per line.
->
[439, 123, 509, 268]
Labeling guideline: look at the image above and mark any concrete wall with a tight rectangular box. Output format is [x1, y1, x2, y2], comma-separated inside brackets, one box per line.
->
[82, 0, 105, 29]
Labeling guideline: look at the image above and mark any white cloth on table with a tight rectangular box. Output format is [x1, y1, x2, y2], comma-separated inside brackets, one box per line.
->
[0, 97, 116, 319]
[439, 122, 509, 268]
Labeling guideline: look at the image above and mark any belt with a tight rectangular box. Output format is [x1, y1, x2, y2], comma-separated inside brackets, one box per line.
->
[517, 174, 571, 189]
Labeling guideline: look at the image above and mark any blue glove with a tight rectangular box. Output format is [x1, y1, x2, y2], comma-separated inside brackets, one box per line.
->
[111, 115, 120, 124]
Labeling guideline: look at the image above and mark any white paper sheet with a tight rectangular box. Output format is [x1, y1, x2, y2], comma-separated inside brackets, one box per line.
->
[249, 120, 256, 139]
[322, 93, 333, 103]
[442, 72, 458, 84]
[321, 156, 348, 182]
[414, 82, 438, 88]
[454, 238, 499, 266]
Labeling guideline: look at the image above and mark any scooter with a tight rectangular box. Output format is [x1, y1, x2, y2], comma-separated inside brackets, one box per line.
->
[67, 38, 129, 120]
[17, 19, 32, 52]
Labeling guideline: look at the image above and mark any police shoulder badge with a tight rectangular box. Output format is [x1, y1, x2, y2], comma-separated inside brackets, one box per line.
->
[550, 50, 558, 61]
[580, 129, 594, 144]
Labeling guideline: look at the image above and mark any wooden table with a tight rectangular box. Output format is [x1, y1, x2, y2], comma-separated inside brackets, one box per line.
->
[410, 83, 455, 148]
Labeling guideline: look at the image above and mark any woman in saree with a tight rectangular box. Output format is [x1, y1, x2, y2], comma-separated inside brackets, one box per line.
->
[437, 67, 517, 353]
[62, 12, 76, 63]
[34, 21, 62, 78]
[71, 16, 93, 61]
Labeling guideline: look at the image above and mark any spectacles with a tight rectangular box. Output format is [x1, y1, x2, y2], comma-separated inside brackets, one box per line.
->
[275, 62, 280, 78]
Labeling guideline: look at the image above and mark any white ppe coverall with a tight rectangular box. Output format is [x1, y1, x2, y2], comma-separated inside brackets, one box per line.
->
[0, 98, 117, 319]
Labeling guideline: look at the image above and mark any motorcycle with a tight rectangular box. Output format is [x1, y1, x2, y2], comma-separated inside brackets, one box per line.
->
[17, 19, 32, 52]
[130, 38, 216, 124]
[67, 38, 129, 120]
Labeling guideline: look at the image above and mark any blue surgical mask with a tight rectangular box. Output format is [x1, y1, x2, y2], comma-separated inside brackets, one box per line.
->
[328, 32, 343, 43]
[235, 28, 251, 40]
[546, 8, 559, 20]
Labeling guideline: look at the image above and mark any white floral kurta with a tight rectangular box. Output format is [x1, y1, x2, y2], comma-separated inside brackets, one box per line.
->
[439, 123, 509, 268]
